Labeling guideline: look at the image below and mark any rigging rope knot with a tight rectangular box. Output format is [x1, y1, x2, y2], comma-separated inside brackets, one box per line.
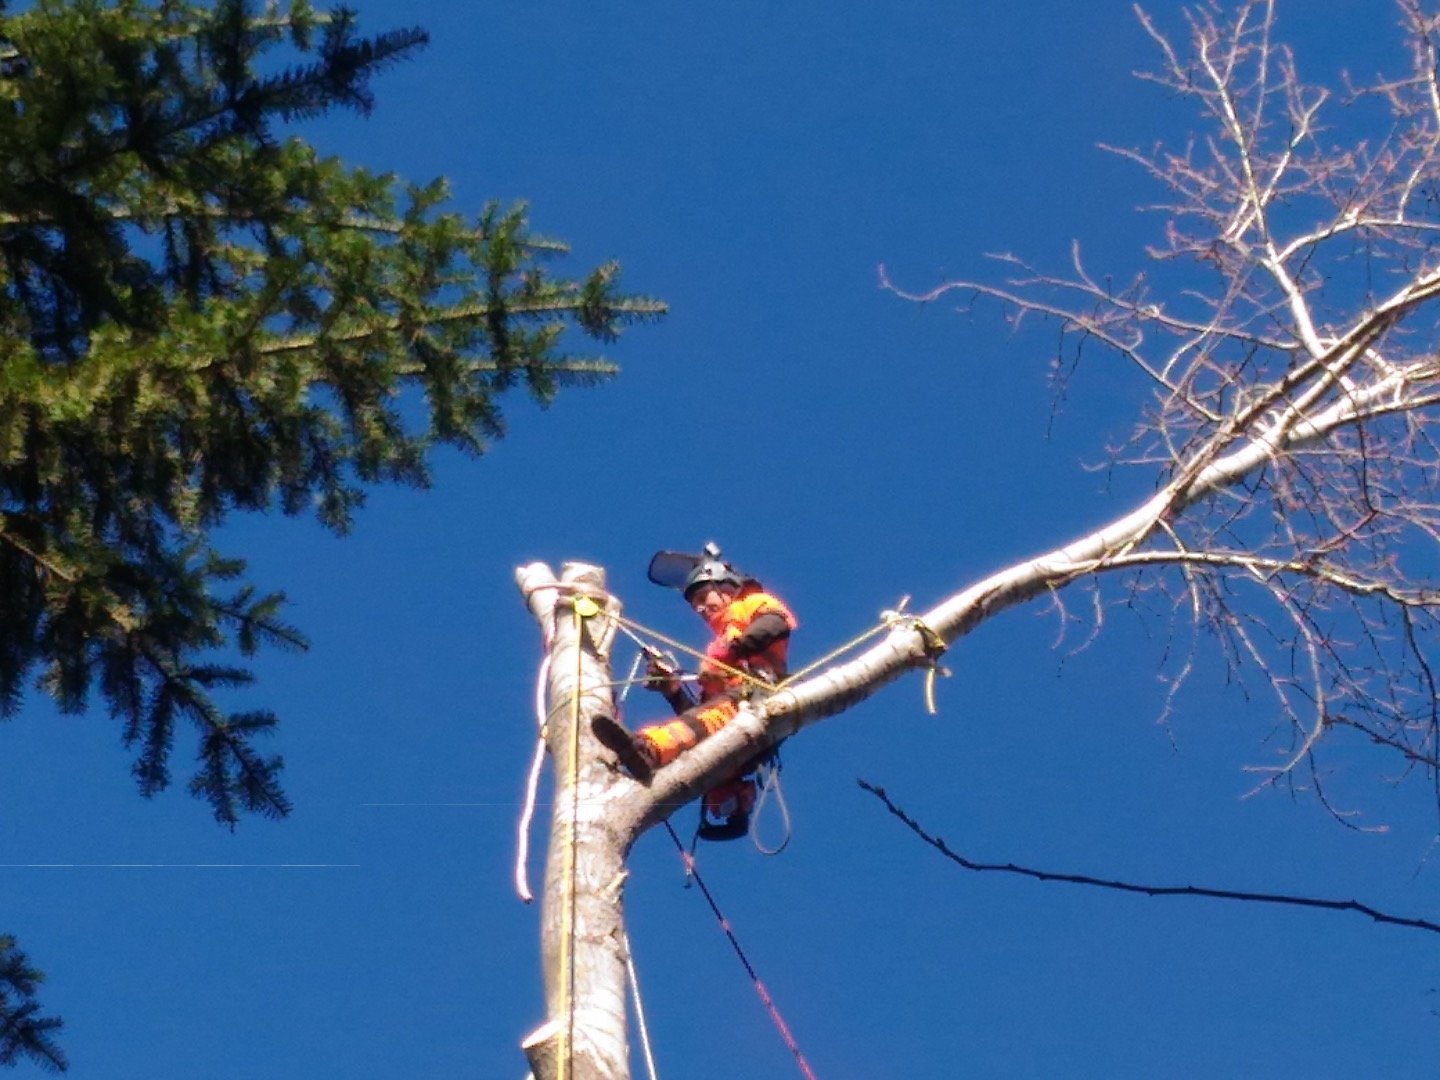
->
[880, 596, 950, 715]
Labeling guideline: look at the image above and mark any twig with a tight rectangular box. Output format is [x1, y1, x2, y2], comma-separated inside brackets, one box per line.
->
[858, 778, 1440, 936]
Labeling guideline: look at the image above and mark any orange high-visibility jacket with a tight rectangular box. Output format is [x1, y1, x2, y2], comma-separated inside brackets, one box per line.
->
[698, 587, 797, 697]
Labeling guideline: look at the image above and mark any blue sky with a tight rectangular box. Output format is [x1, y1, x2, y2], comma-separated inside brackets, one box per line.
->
[4, 2, 1439, 1077]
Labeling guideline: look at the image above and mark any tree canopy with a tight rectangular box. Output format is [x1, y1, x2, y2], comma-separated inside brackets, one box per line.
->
[0, 2, 665, 1067]
[0, 0, 661, 830]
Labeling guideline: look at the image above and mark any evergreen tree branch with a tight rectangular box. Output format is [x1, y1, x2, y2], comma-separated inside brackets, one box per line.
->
[0, 0, 663, 823]
[259, 298, 663, 356]
[0, 936, 66, 1073]
[0, 521, 76, 584]
[0, 207, 570, 251]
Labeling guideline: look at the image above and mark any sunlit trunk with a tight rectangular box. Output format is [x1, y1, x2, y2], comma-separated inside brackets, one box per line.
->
[518, 562, 637, 1080]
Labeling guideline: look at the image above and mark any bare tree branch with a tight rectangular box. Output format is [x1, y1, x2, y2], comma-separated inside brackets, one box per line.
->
[865, 0, 1440, 799]
[858, 779, 1440, 935]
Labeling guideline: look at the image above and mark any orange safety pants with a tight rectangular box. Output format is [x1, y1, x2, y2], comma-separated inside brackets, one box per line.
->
[636, 694, 740, 766]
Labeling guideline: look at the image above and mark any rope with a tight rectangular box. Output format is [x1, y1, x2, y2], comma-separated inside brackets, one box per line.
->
[515, 586, 565, 905]
[614, 602, 949, 713]
[624, 936, 661, 1080]
[611, 613, 666, 662]
[612, 612, 778, 692]
[515, 654, 554, 904]
[779, 621, 890, 685]
[616, 650, 646, 708]
[749, 759, 792, 856]
[664, 822, 820, 1080]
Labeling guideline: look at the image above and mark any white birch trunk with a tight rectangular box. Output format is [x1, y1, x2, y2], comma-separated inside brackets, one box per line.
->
[517, 562, 641, 1080]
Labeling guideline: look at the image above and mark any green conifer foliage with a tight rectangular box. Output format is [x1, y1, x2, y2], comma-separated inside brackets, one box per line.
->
[0, 0, 663, 827]
[0, 936, 65, 1073]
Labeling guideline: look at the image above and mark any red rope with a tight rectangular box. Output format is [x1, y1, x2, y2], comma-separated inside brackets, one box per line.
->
[664, 822, 819, 1080]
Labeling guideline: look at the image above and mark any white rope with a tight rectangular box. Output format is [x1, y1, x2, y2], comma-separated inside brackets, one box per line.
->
[612, 617, 658, 657]
[534, 651, 553, 734]
[514, 653, 552, 903]
[616, 650, 646, 707]
[749, 759, 792, 856]
[625, 938, 661, 1080]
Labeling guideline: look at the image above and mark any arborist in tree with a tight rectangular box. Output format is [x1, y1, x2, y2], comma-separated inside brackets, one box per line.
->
[592, 544, 797, 802]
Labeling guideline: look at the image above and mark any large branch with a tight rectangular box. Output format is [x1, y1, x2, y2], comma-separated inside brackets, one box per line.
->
[630, 353, 1440, 826]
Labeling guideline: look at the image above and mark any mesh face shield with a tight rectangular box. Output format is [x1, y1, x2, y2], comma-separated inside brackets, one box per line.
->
[649, 545, 748, 599]
[647, 550, 702, 589]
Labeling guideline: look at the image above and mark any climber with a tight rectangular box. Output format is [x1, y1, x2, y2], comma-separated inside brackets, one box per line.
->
[592, 544, 796, 785]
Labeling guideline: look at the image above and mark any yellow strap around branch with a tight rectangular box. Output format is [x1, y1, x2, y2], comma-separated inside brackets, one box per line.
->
[556, 597, 594, 1080]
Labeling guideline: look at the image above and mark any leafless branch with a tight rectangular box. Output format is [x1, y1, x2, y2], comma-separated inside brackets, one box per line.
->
[868, 0, 1440, 808]
[859, 779, 1440, 935]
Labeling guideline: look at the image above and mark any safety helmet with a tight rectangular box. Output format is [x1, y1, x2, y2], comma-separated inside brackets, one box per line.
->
[682, 556, 744, 601]
[648, 542, 752, 600]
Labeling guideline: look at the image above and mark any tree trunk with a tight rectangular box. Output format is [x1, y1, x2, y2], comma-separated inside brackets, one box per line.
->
[513, 553, 953, 1080]
[518, 562, 641, 1080]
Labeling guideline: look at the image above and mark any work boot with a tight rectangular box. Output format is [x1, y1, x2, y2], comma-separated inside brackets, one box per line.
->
[591, 716, 657, 783]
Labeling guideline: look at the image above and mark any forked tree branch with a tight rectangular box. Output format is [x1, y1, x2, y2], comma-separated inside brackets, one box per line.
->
[866, 0, 1440, 813]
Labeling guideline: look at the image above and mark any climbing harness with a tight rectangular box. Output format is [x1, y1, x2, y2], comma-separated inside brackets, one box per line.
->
[690, 748, 792, 854]
[611, 618, 793, 853]
[697, 772, 759, 843]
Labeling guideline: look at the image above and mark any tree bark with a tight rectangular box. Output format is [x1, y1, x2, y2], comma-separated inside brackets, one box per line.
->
[517, 562, 640, 1080]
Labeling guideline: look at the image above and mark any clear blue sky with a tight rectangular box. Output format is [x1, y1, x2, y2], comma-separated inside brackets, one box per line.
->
[4, 2, 1437, 1077]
